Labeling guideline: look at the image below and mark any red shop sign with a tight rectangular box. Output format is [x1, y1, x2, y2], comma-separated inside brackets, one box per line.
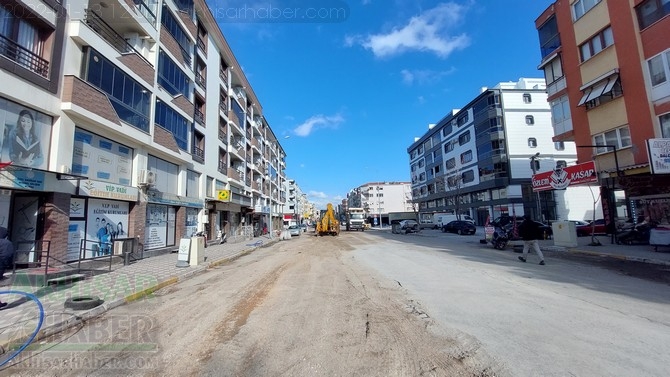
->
[532, 161, 598, 192]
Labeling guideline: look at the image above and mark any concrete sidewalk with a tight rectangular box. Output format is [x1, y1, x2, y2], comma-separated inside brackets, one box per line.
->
[0, 234, 280, 359]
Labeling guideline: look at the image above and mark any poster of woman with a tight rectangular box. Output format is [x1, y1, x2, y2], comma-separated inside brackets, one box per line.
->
[0, 97, 52, 170]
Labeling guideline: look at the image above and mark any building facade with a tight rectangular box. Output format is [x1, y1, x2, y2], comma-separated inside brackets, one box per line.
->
[345, 182, 413, 226]
[0, 0, 289, 263]
[408, 78, 599, 225]
[536, 0, 670, 228]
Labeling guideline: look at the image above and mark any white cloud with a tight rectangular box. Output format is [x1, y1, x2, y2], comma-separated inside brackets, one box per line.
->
[350, 2, 471, 58]
[309, 191, 329, 199]
[400, 67, 456, 85]
[293, 113, 345, 137]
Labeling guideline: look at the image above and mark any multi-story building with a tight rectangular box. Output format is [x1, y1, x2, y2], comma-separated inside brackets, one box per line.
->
[535, 0, 670, 227]
[408, 78, 600, 225]
[0, 0, 288, 263]
[345, 182, 413, 226]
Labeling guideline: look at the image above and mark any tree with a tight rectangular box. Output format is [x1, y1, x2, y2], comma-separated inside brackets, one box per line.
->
[446, 169, 463, 221]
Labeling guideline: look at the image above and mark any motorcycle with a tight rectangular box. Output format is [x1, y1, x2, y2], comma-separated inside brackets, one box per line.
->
[491, 224, 514, 250]
[216, 229, 227, 244]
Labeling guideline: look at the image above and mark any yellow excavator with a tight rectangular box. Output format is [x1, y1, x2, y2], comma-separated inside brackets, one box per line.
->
[317, 203, 340, 236]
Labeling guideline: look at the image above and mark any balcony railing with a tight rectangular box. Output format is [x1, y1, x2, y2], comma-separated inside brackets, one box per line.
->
[218, 161, 227, 174]
[0, 34, 49, 77]
[218, 129, 227, 142]
[219, 95, 227, 112]
[219, 68, 227, 83]
[194, 108, 204, 125]
[133, 0, 157, 27]
[192, 145, 204, 162]
[84, 9, 148, 63]
[197, 37, 206, 52]
[195, 71, 206, 89]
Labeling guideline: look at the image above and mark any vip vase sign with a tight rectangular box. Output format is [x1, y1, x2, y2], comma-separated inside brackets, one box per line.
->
[176, 238, 191, 267]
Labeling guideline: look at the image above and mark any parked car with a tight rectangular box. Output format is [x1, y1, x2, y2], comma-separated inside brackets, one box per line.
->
[493, 217, 553, 240]
[442, 220, 476, 235]
[288, 225, 301, 236]
[398, 220, 420, 234]
[576, 219, 608, 236]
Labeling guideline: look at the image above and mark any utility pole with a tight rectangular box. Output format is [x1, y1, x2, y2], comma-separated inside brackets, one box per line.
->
[530, 152, 542, 221]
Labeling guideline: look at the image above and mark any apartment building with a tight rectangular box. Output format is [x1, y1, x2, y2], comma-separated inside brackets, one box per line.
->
[283, 179, 306, 227]
[535, 0, 670, 227]
[408, 78, 600, 225]
[0, 0, 287, 263]
[345, 182, 413, 226]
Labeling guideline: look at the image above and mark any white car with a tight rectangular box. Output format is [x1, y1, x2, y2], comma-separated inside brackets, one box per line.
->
[288, 225, 301, 236]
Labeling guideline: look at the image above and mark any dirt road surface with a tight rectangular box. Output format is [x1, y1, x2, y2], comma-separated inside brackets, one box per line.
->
[3, 233, 508, 376]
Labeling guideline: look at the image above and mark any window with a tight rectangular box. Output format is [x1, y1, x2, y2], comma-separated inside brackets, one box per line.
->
[543, 57, 564, 84]
[461, 170, 475, 183]
[487, 94, 501, 106]
[158, 50, 192, 97]
[442, 125, 452, 137]
[531, 159, 540, 172]
[573, 0, 601, 20]
[523, 93, 532, 103]
[458, 131, 471, 145]
[148, 155, 179, 194]
[161, 8, 192, 65]
[538, 16, 560, 58]
[457, 112, 469, 126]
[460, 150, 473, 164]
[580, 27, 614, 62]
[525, 115, 535, 125]
[84, 48, 150, 132]
[578, 74, 623, 109]
[647, 51, 670, 86]
[418, 160, 424, 168]
[446, 158, 456, 169]
[636, 0, 670, 30]
[444, 141, 456, 153]
[661, 113, 670, 138]
[528, 138, 537, 147]
[0, 4, 50, 77]
[554, 141, 565, 151]
[186, 170, 200, 197]
[551, 96, 571, 124]
[592, 126, 632, 154]
[155, 101, 189, 150]
[556, 160, 567, 168]
[434, 165, 441, 174]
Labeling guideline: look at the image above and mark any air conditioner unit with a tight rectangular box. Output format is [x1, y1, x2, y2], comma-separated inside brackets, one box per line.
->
[138, 169, 156, 186]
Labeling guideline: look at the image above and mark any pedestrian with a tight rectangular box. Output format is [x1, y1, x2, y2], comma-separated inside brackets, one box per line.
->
[0, 226, 15, 309]
[517, 215, 546, 265]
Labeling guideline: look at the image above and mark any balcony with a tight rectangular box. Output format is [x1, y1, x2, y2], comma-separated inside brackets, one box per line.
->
[219, 95, 228, 112]
[195, 71, 206, 89]
[0, 34, 49, 77]
[219, 68, 228, 85]
[196, 37, 206, 53]
[218, 161, 227, 174]
[194, 108, 204, 125]
[192, 145, 204, 162]
[218, 129, 227, 143]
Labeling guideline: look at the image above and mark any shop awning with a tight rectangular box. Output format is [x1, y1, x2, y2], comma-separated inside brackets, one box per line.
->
[578, 72, 620, 107]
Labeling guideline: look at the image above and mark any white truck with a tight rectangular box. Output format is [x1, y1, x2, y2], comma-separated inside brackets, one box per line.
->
[346, 207, 366, 231]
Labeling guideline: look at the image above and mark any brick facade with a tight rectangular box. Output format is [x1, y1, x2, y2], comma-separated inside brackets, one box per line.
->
[128, 201, 147, 247]
[42, 192, 70, 263]
[62, 75, 121, 125]
[117, 54, 155, 86]
[153, 125, 181, 152]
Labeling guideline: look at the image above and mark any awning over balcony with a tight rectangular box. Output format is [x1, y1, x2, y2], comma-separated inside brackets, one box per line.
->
[578, 72, 620, 106]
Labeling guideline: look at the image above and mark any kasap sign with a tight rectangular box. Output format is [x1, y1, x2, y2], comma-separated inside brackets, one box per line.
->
[532, 161, 598, 192]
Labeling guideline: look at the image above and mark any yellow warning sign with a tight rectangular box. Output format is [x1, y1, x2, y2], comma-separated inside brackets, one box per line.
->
[217, 189, 231, 202]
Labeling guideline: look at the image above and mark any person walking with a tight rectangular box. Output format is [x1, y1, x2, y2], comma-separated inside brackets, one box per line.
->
[517, 215, 546, 265]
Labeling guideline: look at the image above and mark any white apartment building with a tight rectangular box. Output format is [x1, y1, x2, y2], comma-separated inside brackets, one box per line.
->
[409, 78, 600, 225]
[0, 0, 289, 264]
[345, 182, 413, 226]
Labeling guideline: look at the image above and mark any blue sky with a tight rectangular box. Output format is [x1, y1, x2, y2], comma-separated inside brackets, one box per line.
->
[213, 0, 554, 208]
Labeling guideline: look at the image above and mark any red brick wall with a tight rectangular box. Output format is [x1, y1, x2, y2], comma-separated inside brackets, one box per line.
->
[62, 76, 121, 125]
[160, 29, 191, 70]
[153, 124, 181, 152]
[172, 95, 194, 117]
[177, 11, 197, 41]
[128, 201, 147, 248]
[176, 206, 186, 239]
[117, 54, 155, 85]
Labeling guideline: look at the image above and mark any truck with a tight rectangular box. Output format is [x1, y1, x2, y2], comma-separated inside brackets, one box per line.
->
[317, 203, 340, 236]
[346, 207, 366, 231]
[420, 212, 476, 229]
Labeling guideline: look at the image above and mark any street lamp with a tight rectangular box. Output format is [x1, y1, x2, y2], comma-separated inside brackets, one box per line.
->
[576, 144, 620, 244]
[529, 152, 542, 221]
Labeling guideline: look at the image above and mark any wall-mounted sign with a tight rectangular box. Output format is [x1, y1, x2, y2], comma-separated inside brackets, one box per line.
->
[217, 189, 231, 202]
[532, 161, 598, 192]
[647, 138, 670, 174]
[80, 180, 138, 201]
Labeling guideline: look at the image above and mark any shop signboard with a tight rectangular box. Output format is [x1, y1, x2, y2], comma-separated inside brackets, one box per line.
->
[532, 161, 597, 192]
[647, 138, 670, 174]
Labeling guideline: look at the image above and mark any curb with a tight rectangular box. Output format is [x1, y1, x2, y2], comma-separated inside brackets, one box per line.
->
[564, 248, 670, 266]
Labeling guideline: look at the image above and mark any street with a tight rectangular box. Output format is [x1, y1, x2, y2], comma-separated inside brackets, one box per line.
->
[3, 230, 669, 376]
